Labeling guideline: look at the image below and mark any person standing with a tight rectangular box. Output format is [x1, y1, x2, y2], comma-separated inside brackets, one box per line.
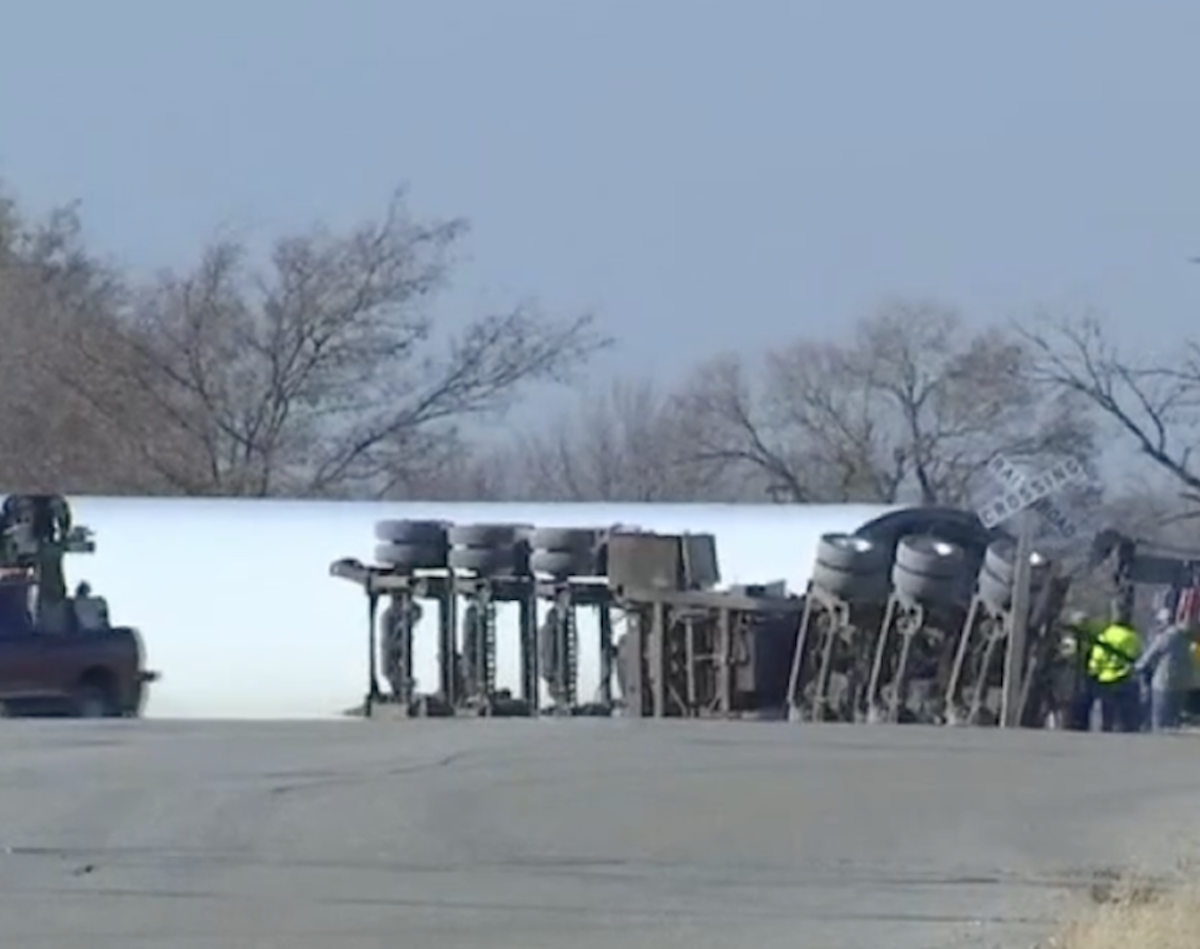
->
[1086, 616, 1144, 732]
[1064, 611, 1106, 730]
[72, 581, 109, 632]
[1134, 607, 1194, 731]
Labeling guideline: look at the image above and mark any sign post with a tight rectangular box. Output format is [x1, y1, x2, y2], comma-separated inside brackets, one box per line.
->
[1001, 509, 1037, 728]
[975, 455, 1089, 728]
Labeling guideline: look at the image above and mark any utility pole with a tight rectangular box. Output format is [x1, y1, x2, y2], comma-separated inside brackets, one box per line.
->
[1000, 508, 1036, 728]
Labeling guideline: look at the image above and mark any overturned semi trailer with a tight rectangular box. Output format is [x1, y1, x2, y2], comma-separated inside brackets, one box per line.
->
[331, 520, 812, 719]
[332, 520, 619, 718]
[606, 529, 805, 718]
[332, 507, 1079, 723]
[786, 506, 1072, 727]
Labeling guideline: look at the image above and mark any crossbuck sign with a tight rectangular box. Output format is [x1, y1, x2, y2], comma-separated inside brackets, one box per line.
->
[977, 455, 1089, 535]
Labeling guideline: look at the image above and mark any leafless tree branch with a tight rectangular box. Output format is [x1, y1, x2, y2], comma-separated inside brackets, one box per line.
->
[677, 299, 1096, 505]
[0, 191, 171, 493]
[1018, 311, 1200, 499]
[47, 187, 611, 498]
[506, 376, 743, 501]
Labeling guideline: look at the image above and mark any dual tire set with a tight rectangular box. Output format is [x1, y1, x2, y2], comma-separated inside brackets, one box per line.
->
[975, 539, 1049, 610]
[373, 520, 601, 579]
[812, 532, 1042, 606]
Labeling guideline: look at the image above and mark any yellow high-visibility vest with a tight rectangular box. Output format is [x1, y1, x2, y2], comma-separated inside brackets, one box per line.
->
[1086, 623, 1142, 684]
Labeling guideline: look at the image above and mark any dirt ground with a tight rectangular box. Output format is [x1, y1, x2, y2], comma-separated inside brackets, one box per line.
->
[1047, 876, 1200, 949]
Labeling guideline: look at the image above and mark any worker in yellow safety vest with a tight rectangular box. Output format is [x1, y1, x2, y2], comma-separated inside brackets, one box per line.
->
[1062, 612, 1102, 730]
[1083, 618, 1144, 732]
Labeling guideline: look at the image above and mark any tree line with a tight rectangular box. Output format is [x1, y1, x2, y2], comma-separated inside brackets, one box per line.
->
[1, 181, 1196, 534]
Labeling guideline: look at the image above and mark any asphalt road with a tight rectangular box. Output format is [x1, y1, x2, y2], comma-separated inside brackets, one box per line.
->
[0, 720, 1197, 949]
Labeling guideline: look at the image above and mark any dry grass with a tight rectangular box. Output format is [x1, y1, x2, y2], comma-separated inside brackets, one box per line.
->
[1046, 873, 1200, 949]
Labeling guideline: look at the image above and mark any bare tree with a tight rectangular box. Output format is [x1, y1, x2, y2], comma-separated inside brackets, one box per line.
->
[671, 353, 807, 502]
[507, 376, 740, 501]
[1020, 312, 1200, 505]
[369, 429, 515, 501]
[52, 189, 610, 497]
[0, 193, 165, 493]
[677, 299, 1096, 505]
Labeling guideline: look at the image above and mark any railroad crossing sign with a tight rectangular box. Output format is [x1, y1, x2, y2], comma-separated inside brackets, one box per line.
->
[977, 455, 1089, 536]
[979, 453, 1090, 729]
[984, 468, 1078, 539]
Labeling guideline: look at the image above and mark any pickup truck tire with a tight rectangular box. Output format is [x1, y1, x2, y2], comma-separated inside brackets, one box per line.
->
[71, 681, 118, 719]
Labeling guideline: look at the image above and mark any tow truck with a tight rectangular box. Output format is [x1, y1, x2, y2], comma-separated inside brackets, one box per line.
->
[0, 494, 157, 718]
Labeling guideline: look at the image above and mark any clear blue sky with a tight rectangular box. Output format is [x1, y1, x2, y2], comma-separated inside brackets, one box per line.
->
[3, 0, 1199, 387]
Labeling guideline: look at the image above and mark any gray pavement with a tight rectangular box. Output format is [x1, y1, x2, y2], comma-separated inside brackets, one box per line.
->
[0, 720, 1197, 949]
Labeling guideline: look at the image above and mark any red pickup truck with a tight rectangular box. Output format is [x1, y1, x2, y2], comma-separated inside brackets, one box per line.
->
[0, 625, 158, 718]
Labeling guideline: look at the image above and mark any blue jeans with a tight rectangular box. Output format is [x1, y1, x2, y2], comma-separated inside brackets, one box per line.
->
[1149, 689, 1183, 731]
[1071, 679, 1142, 732]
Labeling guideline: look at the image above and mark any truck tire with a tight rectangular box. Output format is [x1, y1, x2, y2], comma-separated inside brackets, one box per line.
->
[816, 534, 889, 573]
[895, 536, 967, 579]
[811, 561, 888, 601]
[530, 549, 593, 578]
[854, 506, 998, 551]
[977, 561, 1048, 612]
[891, 563, 962, 603]
[984, 541, 1022, 585]
[986, 537, 1051, 582]
[530, 528, 599, 552]
[977, 565, 1013, 610]
[448, 524, 532, 548]
[374, 520, 449, 545]
[979, 563, 1008, 609]
[374, 543, 448, 570]
[71, 680, 118, 719]
[449, 545, 525, 576]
